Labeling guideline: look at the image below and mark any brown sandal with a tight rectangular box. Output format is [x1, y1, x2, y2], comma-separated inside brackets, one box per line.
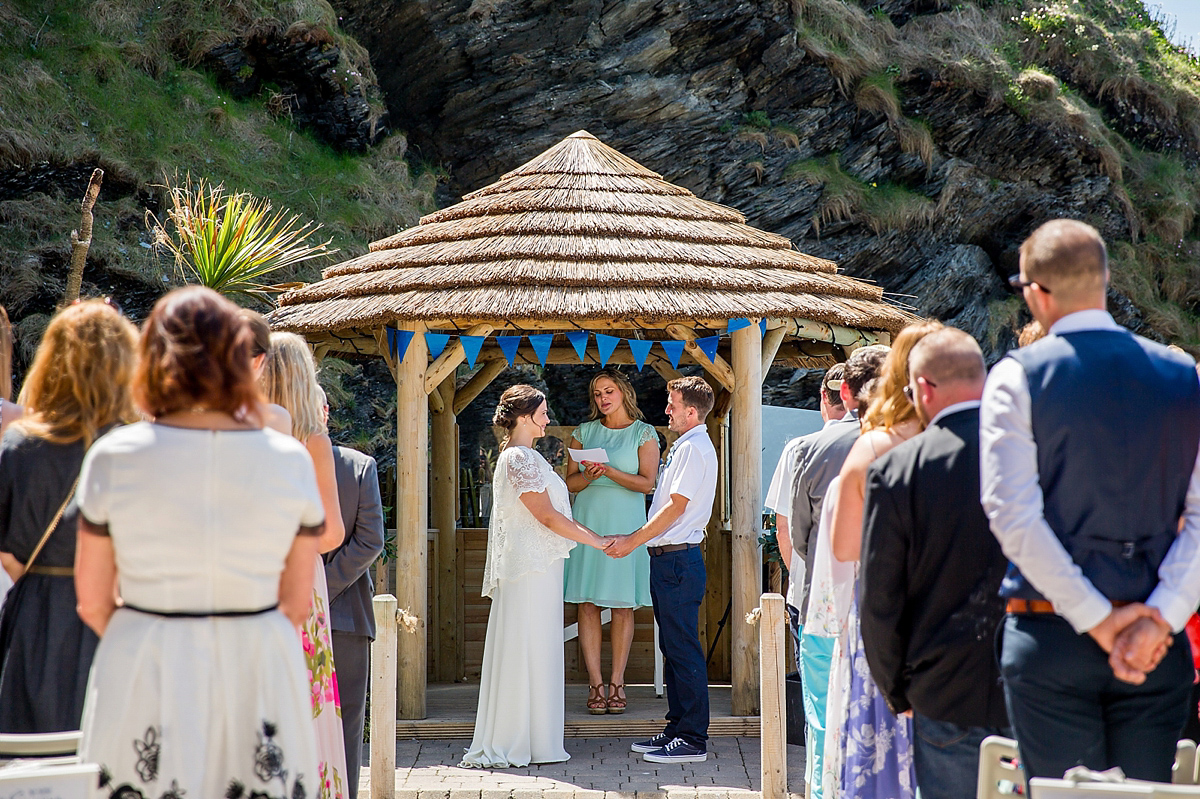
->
[587, 683, 608, 715]
[606, 682, 626, 714]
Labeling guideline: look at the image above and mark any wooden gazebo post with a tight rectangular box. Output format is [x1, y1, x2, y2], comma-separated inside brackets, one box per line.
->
[731, 321, 763, 716]
[395, 322, 429, 719]
[431, 378, 459, 682]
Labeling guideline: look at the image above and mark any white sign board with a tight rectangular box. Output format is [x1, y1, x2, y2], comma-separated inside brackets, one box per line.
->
[761, 405, 825, 509]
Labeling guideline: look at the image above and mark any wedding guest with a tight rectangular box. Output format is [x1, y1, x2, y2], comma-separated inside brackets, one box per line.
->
[859, 328, 1010, 799]
[764, 363, 845, 663]
[981, 219, 1200, 782]
[609, 377, 718, 764]
[824, 320, 941, 799]
[263, 332, 349, 795]
[462, 385, 611, 768]
[325, 411, 386, 799]
[241, 308, 291, 435]
[74, 286, 322, 795]
[0, 305, 24, 437]
[788, 349, 886, 799]
[563, 369, 659, 715]
[0, 300, 137, 733]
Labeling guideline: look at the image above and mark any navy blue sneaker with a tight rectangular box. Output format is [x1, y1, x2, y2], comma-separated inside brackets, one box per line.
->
[630, 733, 672, 753]
[642, 737, 708, 763]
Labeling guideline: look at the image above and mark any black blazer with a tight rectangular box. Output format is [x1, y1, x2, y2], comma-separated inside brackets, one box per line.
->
[859, 406, 1009, 728]
[323, 446, 386, 638]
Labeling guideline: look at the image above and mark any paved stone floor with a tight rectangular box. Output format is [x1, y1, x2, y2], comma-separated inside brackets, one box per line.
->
[359, 738, 806, 798]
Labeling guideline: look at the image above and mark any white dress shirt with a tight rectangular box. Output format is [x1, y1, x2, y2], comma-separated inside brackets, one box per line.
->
[980, 309, 1200, 633]
[646, 423, 718, 546]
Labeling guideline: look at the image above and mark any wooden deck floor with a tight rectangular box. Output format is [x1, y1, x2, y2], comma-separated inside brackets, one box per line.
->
[396, 683, 760, 739]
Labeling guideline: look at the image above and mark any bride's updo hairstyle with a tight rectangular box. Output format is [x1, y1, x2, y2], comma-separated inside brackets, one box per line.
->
[493, 384, 545, 447]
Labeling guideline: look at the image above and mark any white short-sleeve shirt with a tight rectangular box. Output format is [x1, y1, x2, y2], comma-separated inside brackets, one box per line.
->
[646, 424, 718, 546]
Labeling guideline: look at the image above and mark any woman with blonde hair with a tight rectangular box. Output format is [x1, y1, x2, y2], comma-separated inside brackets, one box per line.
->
[563, 368, 658, 714]
[0, 306, 24, 437]
[262, 331, 349, 798]
[0, 299, 138, 732]
[822, 320, 942, 799]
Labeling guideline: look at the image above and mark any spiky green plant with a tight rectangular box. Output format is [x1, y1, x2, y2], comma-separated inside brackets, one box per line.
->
[150, 176, 335, 301]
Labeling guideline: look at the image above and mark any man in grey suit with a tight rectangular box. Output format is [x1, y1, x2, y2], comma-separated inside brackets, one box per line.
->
[326, 444, 386, 799]
[787, 344, 888, 799]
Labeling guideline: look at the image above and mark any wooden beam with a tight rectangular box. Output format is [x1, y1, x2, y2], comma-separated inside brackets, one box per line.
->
[761, 323, 787, 373]
[424, 323, 494, 395]
[730, 322, 762, 716]
[452, 359, 508, 416]
[370, 594, 397, 799]
[760, 593, 787, 799]
[394, 322, 429, 719]
[431, 377, 458, 683]
[650, 356, 684, 385]
[308, 330, 382, 358]
[429, 388, 445, 414]
[666, 324, 735, 393]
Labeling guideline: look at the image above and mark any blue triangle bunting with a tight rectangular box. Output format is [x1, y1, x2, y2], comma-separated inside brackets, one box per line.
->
[527, 334, 554, 366]
[695, 335, 720, 363]
[628, 339, 654, 370]
[566, 331, 590, 362]
[595, 334, 621, 366]
[495, 335, 522, 366]
[425, 332, 450, 359]
[660, 339, 686, 369]
[760, 318, 768, 336]
[387, 328, 415, 365]
[726, 317, 752, 333]
[460, 335, 485, 369]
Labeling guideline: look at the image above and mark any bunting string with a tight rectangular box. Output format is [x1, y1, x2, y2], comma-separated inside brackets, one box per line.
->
[383, 318, 767, 372]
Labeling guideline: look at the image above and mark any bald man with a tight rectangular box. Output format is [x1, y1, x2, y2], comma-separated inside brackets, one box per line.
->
[860, 328, 1010, 799]
[981, 219, 1200, 782]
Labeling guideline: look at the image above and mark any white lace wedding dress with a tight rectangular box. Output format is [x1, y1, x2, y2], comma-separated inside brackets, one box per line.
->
[461, 446, 576, 768]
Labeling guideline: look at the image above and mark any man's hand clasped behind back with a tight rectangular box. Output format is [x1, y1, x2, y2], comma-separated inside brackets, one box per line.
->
[1089, 603, 1173, 684]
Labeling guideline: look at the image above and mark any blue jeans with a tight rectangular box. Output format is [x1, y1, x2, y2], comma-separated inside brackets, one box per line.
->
[913, 713, 1012, 799]
[650, 546, 709, 748]
[1001, 613, 1191, 782]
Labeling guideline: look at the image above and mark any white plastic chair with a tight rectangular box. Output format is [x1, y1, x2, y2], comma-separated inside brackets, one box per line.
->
[0, 730, 82, 758]
[1174, 740, 1197, 785]
[978, 735, 1027, 799]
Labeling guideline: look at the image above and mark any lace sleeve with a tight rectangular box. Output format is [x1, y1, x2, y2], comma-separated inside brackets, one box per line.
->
[505, 447, 549, 495]
[636, 421, 659, 449]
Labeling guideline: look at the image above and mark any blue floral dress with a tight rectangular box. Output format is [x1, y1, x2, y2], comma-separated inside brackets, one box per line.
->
[838, 583, 916, 799]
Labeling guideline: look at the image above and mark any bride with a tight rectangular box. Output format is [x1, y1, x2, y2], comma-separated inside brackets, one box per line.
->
[461, 384, 612, 768]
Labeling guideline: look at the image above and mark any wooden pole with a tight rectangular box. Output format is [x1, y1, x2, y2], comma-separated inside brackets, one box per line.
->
[760, 593, 787, 799]
[371, 594, 397, 799]
[424, 323, 494, 394]
[452, 358, 507, 415]
[62, 168, 103, 307]
[731, 322, 762, 716]
[394, 322, 428, 719]
[761, 323, 787, 374]
[432, 377, 458, 682]
[666, 324, 735, 392]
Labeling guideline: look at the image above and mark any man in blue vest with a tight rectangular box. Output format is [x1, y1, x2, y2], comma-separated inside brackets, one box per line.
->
[980, 218, 1200, 783]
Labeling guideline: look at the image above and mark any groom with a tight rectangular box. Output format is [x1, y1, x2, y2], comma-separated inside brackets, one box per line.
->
[607, 376, 718, 763]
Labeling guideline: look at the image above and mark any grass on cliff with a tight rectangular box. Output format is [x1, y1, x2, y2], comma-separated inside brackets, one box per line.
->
[791, 0, 1200, 347]
[0, 0, 433, 310]
[784, 154, 935, 236]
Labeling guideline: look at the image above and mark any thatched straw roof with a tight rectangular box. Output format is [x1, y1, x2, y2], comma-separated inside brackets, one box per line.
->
[269, 131, 913, 334]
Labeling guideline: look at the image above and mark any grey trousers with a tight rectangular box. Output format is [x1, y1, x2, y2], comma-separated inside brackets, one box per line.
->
[332, 632, 370, 799]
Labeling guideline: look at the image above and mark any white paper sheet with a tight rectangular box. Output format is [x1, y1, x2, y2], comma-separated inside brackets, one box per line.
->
[568, 447, 610, 464]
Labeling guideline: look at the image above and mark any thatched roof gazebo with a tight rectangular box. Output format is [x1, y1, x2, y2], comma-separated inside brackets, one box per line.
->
[270, 131, 913, 721]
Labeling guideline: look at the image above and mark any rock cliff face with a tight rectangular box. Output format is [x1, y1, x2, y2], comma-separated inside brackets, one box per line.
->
[336, 0, 1160, 358]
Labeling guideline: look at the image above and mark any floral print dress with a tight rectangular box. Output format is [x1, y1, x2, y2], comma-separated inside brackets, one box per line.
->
[305, 559, 348, 799]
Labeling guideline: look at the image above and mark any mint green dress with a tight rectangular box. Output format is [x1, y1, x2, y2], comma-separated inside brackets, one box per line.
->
[563, 419, 657, 608]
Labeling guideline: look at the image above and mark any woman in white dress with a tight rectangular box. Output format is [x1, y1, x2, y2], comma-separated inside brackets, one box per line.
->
[75, 286, 323, 798]
[461, 384, 613, 768]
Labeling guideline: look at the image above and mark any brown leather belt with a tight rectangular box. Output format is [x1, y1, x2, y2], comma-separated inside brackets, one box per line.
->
[26, 565, 74, 577]
[647, 542, 701, 557]
[1006, 598, 1131, 615]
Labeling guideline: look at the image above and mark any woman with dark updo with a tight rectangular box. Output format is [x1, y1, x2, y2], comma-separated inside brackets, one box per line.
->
[461, 384, 613, 768]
